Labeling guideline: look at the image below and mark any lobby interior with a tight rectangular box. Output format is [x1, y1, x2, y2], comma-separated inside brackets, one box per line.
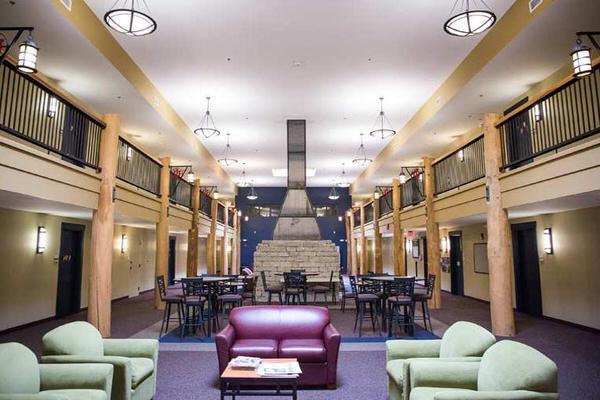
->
[0, 1, 599, 399]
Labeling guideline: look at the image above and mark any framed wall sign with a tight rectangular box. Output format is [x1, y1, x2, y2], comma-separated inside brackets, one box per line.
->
[474, 242, 489, 274]
[412, 239, 420, 259]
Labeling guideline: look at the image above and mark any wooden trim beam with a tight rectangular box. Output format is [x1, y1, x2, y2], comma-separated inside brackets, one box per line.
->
[424, 156, 441, 309]
[359, 205, 367, 275]
[186, 178, 200, 277]
[154, 156, 171, 309]
[373, 199, 383, 273]
[392, 178, 405, 275]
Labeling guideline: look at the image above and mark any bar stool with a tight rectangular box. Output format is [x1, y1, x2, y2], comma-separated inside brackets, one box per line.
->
[217, 277, 243, 322]
[284, 272, 307, 305]
[387, 277, 415, 337]
[260, 271, 283, 304]
[156, 275, 183, 337]
[241, 275, 257, 305]
[413, 274, 436, 331]
[312, 271, 335, 304]
[181, 278, 207, 338]
[350, 276, 380, 337]
[339, 275, 355, 312]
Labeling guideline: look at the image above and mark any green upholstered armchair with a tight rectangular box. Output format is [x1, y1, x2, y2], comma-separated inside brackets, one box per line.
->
[386, 321, 496, 400]
[0, 342, 113, 400]
[408, 340, 559, 400]
[40, 321, 158, 400]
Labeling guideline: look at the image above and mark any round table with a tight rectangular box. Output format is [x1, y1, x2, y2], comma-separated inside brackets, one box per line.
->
[273, 272, 320, 277]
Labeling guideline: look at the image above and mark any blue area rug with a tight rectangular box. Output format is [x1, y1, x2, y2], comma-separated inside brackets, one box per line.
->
[159, 326, 438, 343]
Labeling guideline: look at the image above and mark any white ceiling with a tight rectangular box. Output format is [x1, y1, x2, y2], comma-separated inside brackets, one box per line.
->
[83, 0, 514, 187]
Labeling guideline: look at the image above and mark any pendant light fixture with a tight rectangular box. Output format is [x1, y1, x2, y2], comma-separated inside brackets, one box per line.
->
[238, 162, 250, 187]
[328, 185, 340, 201]
[352, 133, 373, 167]
[217, 133, 238, 166]
[17, 32, 39, 73]
[246, 184, 258, 201]
[570, 32, 599, 78]
[104, 0, 157, 37]
[337, 163, 350, 188]
[186, 169, 195, 183]
[194, 97, 221, 138]
[369, 97, 395, 139]
[399, 171, 408, 184]
[443, 0, 496, 37]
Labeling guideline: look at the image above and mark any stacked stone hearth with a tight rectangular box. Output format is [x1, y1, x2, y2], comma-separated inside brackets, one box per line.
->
[254, 240, 339, 302]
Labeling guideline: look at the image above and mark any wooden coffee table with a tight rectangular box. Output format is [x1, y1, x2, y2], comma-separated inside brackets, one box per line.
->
[220, 358, 300, 399]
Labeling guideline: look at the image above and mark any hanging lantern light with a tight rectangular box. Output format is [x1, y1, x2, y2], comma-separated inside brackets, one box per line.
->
[352, 133, 373, 166]
[443, 0, 496, 37]
[194, 97, 221, 138]
[17, 33, 38, 74]
[337, 163, 350, 188]
[238, 162, 251, 187]
[399, 171, 408, 184]
[217, 133, 238, 166]
[571, 39, 592, 78]
[328, 185, 340, 200]
[369, 97, 395, 139]
[186, 169, 195, 183]
[104, 0, 157, 36]
[246, 185, 258, 201]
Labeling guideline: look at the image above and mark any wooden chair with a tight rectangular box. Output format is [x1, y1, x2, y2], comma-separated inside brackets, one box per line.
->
[412, 274, 436, 331]
[350, 275, 380, 337]
[260, 270, 283, 304]
[312, 270, 335, 304]
[156, 275, 183, 337]
[387, 277, 415, 337]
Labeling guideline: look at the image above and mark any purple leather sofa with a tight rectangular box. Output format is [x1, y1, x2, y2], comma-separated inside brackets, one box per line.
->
[216, 305, 341, 388]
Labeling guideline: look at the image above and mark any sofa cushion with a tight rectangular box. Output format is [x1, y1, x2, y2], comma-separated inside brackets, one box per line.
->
[229, 306, 330, 340]
[386, 359, 405, 386]
[130, 357, 154, 389]
[0, 342, 40, 394]
[42, 389, 107, 400]
[439, 321, 495, 359]
[279, 339, 326, 363]
[42, 322, 104, 357]
[230, 339, 278, 359]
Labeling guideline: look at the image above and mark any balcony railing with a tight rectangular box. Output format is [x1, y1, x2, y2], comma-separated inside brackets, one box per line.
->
[401, 173, 425, 208]
[378, 189, 393, 217]
[353, 208, 361, 227]
[217, 203, 225, 224]
[364, 202, 374, 223]
[169, 172, 192, 208]
[116, 138, 161, 196]
[434, 135, 485, 195]
[0, 61, 103, 168]
[228, 209, 235, 228]
[498, 65, 600, 170]
[200, 191, 212, 216]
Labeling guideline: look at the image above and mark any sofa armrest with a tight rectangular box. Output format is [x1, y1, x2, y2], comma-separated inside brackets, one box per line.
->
[39, 363, 113, 395]
[41, 355, 132, 400]
[103, 338, 158, 360]
[386, 339, 442, 362]
[323, 323, 341, 387]
[433, 390, 559, 400]
[215, 324, 236, 373]
[410, 361, 479, 391]
[0, 395, 65, 400]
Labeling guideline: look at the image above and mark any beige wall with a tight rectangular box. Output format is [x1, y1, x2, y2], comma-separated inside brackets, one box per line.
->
[0, 207, 166, 331]
[382, 236, 394, 274]
[447, 206, 600, 329]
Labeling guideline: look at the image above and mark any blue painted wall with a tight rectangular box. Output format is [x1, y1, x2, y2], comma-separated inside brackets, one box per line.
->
[236, 186, 351, 272]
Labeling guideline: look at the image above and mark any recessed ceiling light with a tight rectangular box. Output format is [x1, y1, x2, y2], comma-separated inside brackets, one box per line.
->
[292, 60, 303, 68]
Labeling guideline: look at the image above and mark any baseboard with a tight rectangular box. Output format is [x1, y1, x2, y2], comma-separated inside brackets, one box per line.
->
[0, 295, 129, 335]
[139, 288, 154, 295]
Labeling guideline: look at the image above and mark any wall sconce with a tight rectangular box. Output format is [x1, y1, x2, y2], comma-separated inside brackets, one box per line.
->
[244, 215, 249, 222]
[543, 228, 553, 254]
[405, 237, 412, 253]
[338, 216, 343, 222]
[186, 170, 195, 183]
[36, 226, 47, 253]
[373, 191, 380, 200]
[47, 96, 58, 118]
[533, 103, 543, 122]
[399, 172, 408, 184]
[457, 149, 465, 162]
[213, 190, 220, 199]
[237, 210, 242, 217]
[121, 234, 128, 253]
[126, 145, 133, 161]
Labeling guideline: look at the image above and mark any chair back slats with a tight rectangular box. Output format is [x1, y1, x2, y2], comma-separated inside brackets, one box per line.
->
[156, 275, 167, 300]
[426, 274, 436, 298]
[388, 277, 415, 297]
[284, 272, 306, 289]
[181, 278, 204, 300]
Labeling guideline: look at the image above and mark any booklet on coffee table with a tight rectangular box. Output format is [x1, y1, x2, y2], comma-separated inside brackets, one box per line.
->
[228, 356, 262, 369]
[257, 361, 302, 377]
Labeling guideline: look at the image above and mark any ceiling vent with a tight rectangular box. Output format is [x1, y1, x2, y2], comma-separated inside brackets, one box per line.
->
[529, 0, 543, 13]
[59, 0, 72, 12]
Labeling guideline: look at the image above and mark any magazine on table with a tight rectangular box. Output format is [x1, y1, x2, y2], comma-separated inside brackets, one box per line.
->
[257, 361, 302, 377]
[228, 356, 262, 369]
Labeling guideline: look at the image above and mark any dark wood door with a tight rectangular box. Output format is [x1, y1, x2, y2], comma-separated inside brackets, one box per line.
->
[449, 233, 464, 296]
[168, 236, 176, 285]
[511, 222, 543, 316]
[56, 223, 84, 317]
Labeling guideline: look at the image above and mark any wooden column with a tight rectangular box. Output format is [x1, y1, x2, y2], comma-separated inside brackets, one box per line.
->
[345, 212, 353, 275]
[88, 113, 119, 337]
[359, 204, 367, 275]
[373, 198, 383, 273]
[207, 199, 218, 275]
[231, 209, 239, 275]
[348, 211, 357, 276]
[392, 178, 405, 275]
[186, 178, 200, 277]
[154, 156, 171, 309]
[222, 203, 229, 275]
[424, 157, 442, 309]
[484, 113, 516, 336]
